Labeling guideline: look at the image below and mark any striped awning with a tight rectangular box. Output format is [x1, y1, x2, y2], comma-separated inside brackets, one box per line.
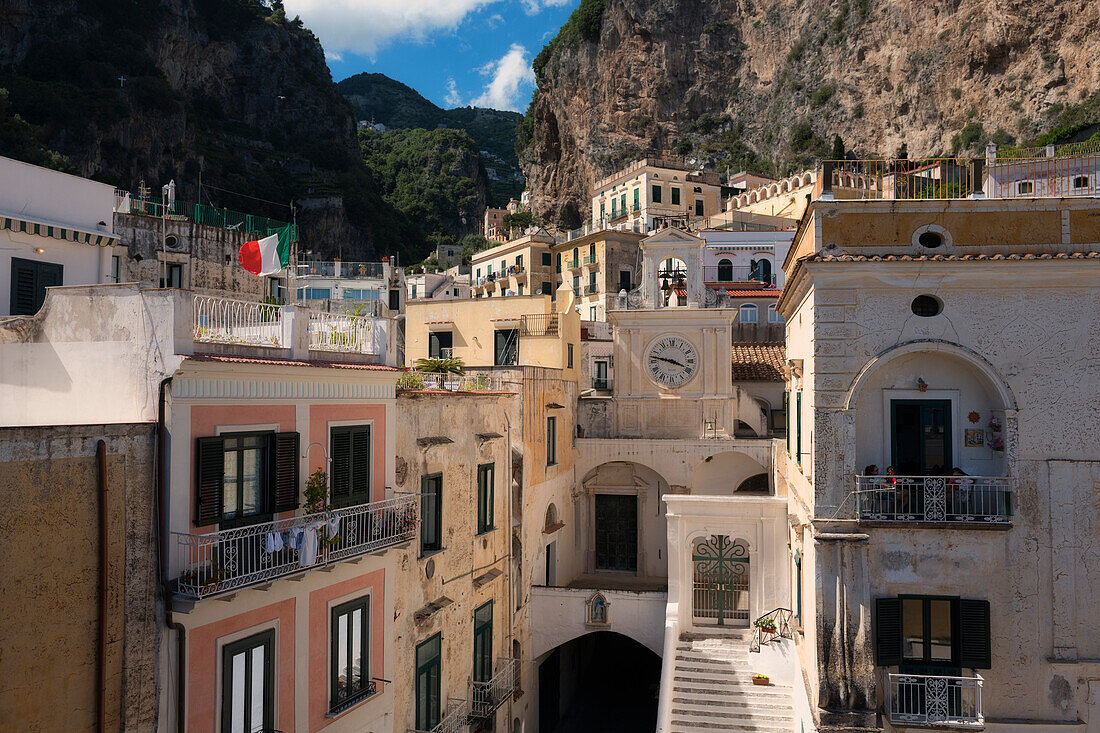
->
[1, 215, 119, 247]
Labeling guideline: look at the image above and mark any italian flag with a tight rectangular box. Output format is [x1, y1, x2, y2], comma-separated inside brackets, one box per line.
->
[238, 226, 292, 276]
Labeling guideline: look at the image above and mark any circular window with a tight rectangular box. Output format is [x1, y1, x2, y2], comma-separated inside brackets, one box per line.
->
[164, 234, 179, 249]
[917, 231, 943, 248]
[911, 295, 942, 317]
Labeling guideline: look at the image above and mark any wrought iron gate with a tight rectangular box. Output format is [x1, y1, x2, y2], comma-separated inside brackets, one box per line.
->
[692, 535, 749, 626]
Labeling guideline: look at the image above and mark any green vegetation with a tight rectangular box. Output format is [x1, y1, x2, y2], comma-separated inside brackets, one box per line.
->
[359, 127, 487, 243]
[951, 122, 985, 153]
[532, 0, 607, 79]
[831, 134, 846, 160]
[811, 84, 836, 107]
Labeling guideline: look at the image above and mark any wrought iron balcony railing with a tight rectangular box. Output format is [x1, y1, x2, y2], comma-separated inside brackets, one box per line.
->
[193, 294, 284, 347]
[470, 658, 520, 719]
[410, 698, 469, 733]
[308, 311, 375, 353]
[591, 377, 611, 391]
[749, 608, 795, 653]
[520, 313, 559, 336]
[855, 476, 1013, 524]
[887, 673, 984, 728]
[173, 494, 418, 600]
[582, 254, 597, 266]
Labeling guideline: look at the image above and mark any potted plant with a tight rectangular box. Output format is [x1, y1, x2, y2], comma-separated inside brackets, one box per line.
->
[304, 468, 328, 514]
[754, 616, 778, 635]
[752, 674, 770, 686]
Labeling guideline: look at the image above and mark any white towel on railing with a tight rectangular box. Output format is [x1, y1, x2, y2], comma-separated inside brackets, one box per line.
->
[328, 517, 340, 538]
[298, 525, 319, 567]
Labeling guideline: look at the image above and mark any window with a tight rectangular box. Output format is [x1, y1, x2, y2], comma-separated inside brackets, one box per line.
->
[618, 270, 632, 293]
[111, 255, 121, 283]
[516, 254, 523, 270]
[589, 305, 597, 320]
[1074, 175, 1090, 189]
[572, 275, 580, 293]
[546, 416, 557, 466]
[611, 197, 617, 218]
[555, 254, 561, 274]
[588, 272, 596, 292]
[594, 494, 637, 571]
[567, 344, 574, 369]
[330, 425, 371, 508]
[891, 399, 951, 475]
[343, 288, 379, 301]
[620, 193, 626, 215]
[717, 258, 734, 281]
[500, 259, 506, 272]
[410, 284, 418, 300]
[695, 199, 704, 216]
[494, 328, 518, 365]
[195, 432, 298, 527]
[911, 295, 942, 317]
[599, 201, 606, 221]
[541, 281, 552, 295]
[917, 231, 943, 249]
[633, 188, 640, 211]
[517, 284, 524, 296]
[330, 596, 372, 713]
[784, 390, 790, 453]
[298, 287, 331, 300]
[221, 629, 274, 733]
[671, 187, 681, 206]
[476, 268, 481, 279]
[477, 463, 495, 534]
[588, 243, 595, 259]
[593, 360, 608, 389]
[473, 601, 493, 687]
[795, 392, 802, 465]
[651, 184, 661, 204]
[388, 289, 400, 311]
[875, 596, 990, 671]
[542, 252, 552, 267]
[740, 304, 758, 323]
[794, 551, 802, 622]
[9, 256, 62, 315]
[1017, 180, 1034, 195]
[768, 305, 784, 323]
[415, 634, 442, 731]
[267, 277, 284, 300]
[160, 262, 184, 288]
[420, 473, 442, 553]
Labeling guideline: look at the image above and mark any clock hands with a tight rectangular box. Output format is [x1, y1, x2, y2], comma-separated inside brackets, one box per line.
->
[651, 355, 686, 369]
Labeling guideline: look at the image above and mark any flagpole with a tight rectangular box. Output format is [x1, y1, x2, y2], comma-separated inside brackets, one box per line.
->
[288, 202, 297, 305]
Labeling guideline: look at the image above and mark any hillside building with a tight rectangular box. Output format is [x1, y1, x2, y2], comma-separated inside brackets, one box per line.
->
[470, 230, 557, 299]
[591, 157, 724, 233]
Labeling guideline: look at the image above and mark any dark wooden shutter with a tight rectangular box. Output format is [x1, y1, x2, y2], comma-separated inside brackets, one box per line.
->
[195, 437, 225, 525]
[271, 432, 300, 513]
[351, 427, 371, 499]
[875, 597, 902, 666]
[958, 599, 991, 669]
[10, 258, 39, 315]
[331, 428, 351, 503]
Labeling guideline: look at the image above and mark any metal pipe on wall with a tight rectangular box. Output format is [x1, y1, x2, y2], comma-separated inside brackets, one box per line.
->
[96, 439, 108, 733]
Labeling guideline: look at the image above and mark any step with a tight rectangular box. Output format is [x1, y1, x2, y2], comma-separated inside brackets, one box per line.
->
[670, 706, 796, 724]
[670, 719, 795, 732]
[674, 670, 780, 685]
[672, 683, 793, 698]
[671, 697, 795, 713]
[680, 631, 753, 642]
[676, 652, 750, 664]
[674, 665, 753, 678]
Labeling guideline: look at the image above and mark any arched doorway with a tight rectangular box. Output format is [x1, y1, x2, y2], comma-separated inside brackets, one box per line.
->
[538, 631, 660, 733]
[692, 535, 750, 626]
[717, 258, 734, 281]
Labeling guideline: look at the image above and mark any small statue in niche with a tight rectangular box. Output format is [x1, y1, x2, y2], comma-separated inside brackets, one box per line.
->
[587, 592, 610, 626]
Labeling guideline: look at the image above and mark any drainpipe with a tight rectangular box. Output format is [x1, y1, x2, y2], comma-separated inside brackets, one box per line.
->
[96, 440, 108, 733]
[503, 408, 516, 724]
[156, 376, 187, 733]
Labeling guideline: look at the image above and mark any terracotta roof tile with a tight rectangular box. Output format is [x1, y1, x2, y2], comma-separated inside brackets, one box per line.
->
[724, 288, 781, 297]
[187, 353, 399, 371]
[731, 342, 786, 382]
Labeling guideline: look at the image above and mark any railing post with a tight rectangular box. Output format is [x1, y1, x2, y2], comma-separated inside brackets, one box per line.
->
[285, 305, 308, 359]
[821, 161, 835, 200]
[968, 158, 985, 199]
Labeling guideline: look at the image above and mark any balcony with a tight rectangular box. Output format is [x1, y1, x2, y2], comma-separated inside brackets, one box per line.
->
[402, 372, 504, 392]
[307, 311, 375, 353]
[702, 265, 775, 284]
[470, 658, 520, 720]
[172, 494, 418, 601]
[591, 377, 611, 391]
[520, 313, 559, 336]
[855, 476, 1012, 525]
[411, 698, 468, 733]
[582, 254, 597, 266]
[296, 261, 384, 279]
[887, 673, 984, 728]
[584, 284, 598, 295]
[567, 257, 582, 270]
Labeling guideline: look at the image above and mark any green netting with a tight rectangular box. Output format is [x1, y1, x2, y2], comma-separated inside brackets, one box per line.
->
[121, 194, 298, 242]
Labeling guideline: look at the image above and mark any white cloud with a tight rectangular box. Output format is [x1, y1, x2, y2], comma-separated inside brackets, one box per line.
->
[469, 44, 536, 111]
[283, 0, 499, 57]
[486, 13, 504, 28]
[522, 0, 572, 12]
[444, 78, 463, 107]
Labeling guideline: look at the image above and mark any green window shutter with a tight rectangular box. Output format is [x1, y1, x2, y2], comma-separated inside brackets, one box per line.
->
[195, 436, 225, 525]
[271, 432, 300, 513]
[331, 428, 351, 503]
[351, 427, 371, 499]
[478, 463, 495, 533]
[874, 597, 902, 666]
[672, 187, 680, 205]
[958, 599, 991, 669]
[784, 391, 790, 453]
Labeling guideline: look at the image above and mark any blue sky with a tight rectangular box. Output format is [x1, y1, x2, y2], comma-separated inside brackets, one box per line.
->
[283, 0, 579, 111]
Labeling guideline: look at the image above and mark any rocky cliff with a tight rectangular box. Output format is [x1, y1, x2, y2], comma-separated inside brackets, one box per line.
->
[0, 0, 416, 260]
[519, 0, 1100, 226]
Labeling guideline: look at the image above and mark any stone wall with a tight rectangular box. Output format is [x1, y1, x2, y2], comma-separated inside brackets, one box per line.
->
[0, 423, 159, 731]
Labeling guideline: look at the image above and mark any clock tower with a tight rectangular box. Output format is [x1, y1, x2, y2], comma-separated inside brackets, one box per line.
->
[606, 228, 763, 439]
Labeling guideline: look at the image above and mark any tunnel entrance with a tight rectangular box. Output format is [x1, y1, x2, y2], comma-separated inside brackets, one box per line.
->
[538, 631, 661, 733]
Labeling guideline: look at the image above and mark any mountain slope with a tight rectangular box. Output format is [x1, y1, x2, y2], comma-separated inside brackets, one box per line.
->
[338, 72, 525, 205]
[0, 0, 418, 260]
[518, 0, 1100, 227]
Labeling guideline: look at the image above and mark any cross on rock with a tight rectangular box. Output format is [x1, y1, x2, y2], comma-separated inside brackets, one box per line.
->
[118, 75, 126, 88]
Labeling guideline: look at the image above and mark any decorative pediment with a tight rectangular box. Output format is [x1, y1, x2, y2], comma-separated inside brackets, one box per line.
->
[641, 226, 703, 246]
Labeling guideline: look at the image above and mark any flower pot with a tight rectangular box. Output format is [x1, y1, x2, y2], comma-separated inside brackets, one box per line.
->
[752, 677, 770, 686]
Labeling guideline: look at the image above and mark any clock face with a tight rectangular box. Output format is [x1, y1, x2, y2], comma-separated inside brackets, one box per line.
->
[646, 335, 699, 388]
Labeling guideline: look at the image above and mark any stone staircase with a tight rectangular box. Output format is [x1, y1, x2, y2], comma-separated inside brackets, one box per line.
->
[669, 629, 800, 733]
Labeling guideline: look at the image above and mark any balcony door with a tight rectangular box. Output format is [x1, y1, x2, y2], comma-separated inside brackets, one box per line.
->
[891, 400, 952, 475]
[594, 494, 637, 572]
[428, 331, 453, 359]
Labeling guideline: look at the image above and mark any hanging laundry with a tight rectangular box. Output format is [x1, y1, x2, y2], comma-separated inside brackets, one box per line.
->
[298, 525, 319, 567]
[264, 531, 284, 554]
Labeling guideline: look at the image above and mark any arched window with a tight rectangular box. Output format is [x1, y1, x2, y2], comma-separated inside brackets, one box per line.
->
[768, 304, 785, 323]
[717, 258, 734, 282]
[740, 304, 758, 323]
[544, 503, 558, 531]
